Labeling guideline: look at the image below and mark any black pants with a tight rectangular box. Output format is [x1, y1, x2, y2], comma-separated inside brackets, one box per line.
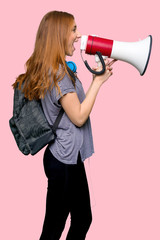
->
[39, 147, 92, 240]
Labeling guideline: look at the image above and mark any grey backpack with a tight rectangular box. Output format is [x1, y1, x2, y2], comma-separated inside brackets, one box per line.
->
[9, 85, 64, 155]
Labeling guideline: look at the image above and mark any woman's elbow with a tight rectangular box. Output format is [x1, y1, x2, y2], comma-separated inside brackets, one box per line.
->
[72, 116, 86, 128]
[74, 119, 84, 128]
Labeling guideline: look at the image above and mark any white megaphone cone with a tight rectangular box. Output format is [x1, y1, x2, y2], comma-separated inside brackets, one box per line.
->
[80, 35, 152, 76]
[111, 36, 152, 75]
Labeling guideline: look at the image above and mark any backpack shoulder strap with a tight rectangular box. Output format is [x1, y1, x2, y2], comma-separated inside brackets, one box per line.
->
[50, 108, 64, 134]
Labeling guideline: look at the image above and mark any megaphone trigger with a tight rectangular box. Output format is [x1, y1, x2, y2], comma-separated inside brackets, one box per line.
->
[81, 50, 106, 75]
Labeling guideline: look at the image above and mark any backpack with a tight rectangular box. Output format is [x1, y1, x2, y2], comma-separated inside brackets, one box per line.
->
[9, 84, 64, 155]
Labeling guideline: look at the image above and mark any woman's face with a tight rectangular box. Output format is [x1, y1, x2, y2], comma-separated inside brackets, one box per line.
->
[66, 20, 81, 56]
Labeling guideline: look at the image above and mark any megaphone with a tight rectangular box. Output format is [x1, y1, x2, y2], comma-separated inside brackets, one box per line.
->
[80, 35, 152, 76]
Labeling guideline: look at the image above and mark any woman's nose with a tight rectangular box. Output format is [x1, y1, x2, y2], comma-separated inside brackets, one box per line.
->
[77, 31, 81, 38]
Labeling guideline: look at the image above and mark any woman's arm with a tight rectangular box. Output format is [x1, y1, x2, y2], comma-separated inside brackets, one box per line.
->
[60, 59, 116, 127]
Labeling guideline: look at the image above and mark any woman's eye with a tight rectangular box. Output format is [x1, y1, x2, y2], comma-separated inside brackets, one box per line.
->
[72, 25, 77, 33]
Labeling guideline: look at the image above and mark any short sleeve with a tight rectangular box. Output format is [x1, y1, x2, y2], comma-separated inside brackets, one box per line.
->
[56, 74, 76, 101]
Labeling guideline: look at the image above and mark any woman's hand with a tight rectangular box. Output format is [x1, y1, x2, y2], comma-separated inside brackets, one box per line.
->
[93, 59, 117, 85]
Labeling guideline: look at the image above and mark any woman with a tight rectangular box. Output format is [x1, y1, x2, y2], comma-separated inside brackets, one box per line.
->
[13, 11, 116, 240]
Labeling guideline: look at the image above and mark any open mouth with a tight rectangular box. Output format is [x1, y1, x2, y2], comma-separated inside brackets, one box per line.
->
[73, 38, 79, 49]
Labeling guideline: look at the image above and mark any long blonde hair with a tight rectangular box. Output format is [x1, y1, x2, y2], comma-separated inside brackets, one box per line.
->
[13, 11, 75, 100]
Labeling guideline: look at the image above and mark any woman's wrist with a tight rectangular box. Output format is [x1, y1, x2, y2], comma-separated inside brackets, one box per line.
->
[92, 77, 103, 89]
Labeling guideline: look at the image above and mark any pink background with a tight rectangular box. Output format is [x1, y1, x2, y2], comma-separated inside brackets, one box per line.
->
[1, 0, 160, 239]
